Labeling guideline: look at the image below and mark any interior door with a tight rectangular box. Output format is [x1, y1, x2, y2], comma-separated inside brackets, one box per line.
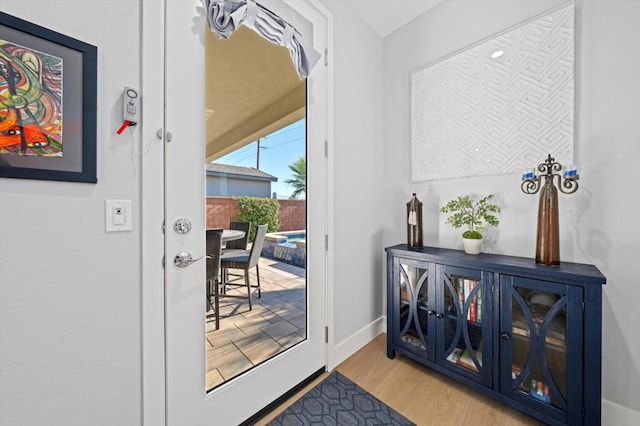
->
[163, 0, 328, 424]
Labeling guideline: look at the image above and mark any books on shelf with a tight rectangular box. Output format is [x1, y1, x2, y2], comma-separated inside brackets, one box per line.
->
[458, 278, 481, 325]
[457, 279, 464, 316]
[511, 325, 566, 348]
[468, 280, 476, 322]
[400, 284, 408, 302]
[511, 302, 567, 348]
[511, 364, 522, 380]
[529, 379, 552, 404]
[465, 279, 471, 320]
[456, 348, 482, 373]
[476, 286, 483, 323]
[446, 347, 463, 363]
[400, 332, 425, 349]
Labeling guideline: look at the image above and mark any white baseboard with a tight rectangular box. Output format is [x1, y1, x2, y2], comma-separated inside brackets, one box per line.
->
[327, 316, 385, 370]
[603, 399, 640, 425]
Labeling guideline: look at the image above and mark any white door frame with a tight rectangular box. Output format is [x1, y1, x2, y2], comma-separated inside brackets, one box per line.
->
[140, 1, 334, 424]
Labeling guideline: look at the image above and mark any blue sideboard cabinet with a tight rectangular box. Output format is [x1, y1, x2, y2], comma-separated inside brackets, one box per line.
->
[385, 245, 606, 426]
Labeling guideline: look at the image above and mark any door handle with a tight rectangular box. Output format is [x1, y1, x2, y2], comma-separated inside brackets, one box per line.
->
[435, 313, 444, 319]
[501, 333, 511, 341]
[173, 251, 203, 268]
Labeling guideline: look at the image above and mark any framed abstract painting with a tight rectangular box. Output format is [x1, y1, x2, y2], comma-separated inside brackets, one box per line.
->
[0, 11, 97, 183]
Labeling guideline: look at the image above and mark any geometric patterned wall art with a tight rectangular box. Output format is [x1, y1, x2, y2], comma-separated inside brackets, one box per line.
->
[411, 4, 574, 181]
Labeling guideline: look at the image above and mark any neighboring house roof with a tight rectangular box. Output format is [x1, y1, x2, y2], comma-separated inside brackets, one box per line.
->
[206, 163, 278, 182]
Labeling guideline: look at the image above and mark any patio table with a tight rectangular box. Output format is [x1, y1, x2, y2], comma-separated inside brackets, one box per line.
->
[205, 228, 245, 243]
[222, 229, 245, 242]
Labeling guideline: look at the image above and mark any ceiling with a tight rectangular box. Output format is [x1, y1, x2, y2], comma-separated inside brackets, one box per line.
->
[205, 0, 444, 162]
[345, 0, 443, 38]
[206, 26, 305, 162]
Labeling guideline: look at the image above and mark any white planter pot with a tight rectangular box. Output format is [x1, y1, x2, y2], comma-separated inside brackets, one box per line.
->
[462, 237, 482, 255]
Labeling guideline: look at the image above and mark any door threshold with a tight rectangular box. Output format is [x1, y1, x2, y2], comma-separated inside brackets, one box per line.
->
[240, 366, 326, 425]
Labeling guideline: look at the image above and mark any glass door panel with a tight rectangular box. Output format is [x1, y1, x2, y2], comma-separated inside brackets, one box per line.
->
[442, 272, 483, 374]
[204, 27, 309, 392]
[510, 286, 568, 410]
[397, 262, 429, 352]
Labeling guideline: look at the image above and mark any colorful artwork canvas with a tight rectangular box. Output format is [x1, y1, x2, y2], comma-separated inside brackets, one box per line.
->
[0, 11, 96, 182]
[0, 39, 63, 157]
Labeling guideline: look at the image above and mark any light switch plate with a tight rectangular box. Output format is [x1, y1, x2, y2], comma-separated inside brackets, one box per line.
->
[105, 199, 132, 232]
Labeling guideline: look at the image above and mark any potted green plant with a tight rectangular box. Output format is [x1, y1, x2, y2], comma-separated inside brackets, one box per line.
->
[440, 194, 501, 254]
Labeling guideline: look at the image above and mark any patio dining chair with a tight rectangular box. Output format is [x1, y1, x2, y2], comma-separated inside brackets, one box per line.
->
[205, 228, 224, 330]
[223, 221, 251, 253]
[220, 224, 267, 310]
[221, 221, 251, 288]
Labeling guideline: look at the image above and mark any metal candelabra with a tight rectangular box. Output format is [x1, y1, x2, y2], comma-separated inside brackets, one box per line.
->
[521, 154, 579, 265]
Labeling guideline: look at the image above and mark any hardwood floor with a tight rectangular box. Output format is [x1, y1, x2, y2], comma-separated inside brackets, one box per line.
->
[256, 334, 543, 425]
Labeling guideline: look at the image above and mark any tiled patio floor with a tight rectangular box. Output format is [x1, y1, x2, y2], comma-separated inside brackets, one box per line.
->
[205, 257, 307, 390]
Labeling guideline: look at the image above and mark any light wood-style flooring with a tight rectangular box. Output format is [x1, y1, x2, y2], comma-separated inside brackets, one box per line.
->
[257, 334, 543, 425]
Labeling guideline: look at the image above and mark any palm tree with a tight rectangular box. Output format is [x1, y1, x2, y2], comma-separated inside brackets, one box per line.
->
[284, 157, 306, 199]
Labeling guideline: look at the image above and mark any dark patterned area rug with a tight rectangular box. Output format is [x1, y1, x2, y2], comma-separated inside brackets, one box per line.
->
[267, 371, 415, 425]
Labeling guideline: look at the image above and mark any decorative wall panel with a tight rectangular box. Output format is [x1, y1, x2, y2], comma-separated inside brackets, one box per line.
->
[411, 4, 574, 181]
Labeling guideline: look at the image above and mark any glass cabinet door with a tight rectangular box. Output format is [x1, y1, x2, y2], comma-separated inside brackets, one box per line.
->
[500, 276, 583, 423]
[438, 266, 492, 386]
[395, 259, 432, 357]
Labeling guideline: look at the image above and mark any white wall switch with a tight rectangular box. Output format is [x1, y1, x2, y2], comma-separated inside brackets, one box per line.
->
[105, 200, 133, 232]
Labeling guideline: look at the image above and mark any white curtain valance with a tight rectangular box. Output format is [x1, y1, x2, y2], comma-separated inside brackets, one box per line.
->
[204, 0, 321, 79]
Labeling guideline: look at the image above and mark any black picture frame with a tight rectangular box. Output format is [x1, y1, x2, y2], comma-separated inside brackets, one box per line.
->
[0, 11, 97, 183]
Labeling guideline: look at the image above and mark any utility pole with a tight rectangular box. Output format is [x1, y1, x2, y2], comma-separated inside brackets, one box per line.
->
[256, 138, 261, 170]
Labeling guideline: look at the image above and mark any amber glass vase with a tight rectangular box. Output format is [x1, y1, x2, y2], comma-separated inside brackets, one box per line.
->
[407, 193, 423, 248]
[535, 176, 560, 265]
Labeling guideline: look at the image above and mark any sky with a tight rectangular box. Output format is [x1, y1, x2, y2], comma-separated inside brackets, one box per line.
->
[214, 119, 306, 199]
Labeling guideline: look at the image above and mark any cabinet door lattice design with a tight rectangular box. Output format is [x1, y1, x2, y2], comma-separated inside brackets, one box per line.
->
[397, 262, 430, 351]
[510, 286, 568, 409]
[442, 272, 484, 374]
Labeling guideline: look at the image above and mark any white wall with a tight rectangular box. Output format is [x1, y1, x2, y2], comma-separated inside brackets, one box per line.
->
[0, 1, 142, 425]
[383, 0, 640, 420]
[0, 0, 386, 422]
[319, 1, 386, 363]
[4, 0, 635, 423]
[0, 0, 386, 423]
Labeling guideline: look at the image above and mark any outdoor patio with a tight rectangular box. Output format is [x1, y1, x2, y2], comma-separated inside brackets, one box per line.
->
[205, 257, 307, 390]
